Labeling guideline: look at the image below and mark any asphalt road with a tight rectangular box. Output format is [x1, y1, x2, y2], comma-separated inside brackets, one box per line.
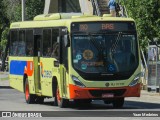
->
[0, 89, 160, 119]
[0, 89, 160, 111]
[1, 72, 160, 118]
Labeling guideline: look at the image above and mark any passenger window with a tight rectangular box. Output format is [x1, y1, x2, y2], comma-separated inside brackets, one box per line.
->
[19, 30, 26, 56]
[10, 30, 18, 56]
[43, 29, 51, 57]
[52, 29, 59, 58]
[26, 30, 34, 56]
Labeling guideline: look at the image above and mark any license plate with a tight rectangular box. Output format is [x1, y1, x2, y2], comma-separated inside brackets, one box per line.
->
[102, 93, 114, 98]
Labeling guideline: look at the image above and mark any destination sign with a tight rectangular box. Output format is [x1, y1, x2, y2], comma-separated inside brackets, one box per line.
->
[71, 22, 136, 32]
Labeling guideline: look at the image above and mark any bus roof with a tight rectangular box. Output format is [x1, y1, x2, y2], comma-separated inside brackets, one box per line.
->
[10, 13, 135, 29]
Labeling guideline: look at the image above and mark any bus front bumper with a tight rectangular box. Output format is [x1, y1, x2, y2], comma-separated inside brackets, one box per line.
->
[69, 84, 141, 99]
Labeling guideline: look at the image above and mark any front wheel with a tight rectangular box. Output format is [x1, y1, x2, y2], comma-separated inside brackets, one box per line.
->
[54, 85, 69, 108]
[25, 78, 35, 104]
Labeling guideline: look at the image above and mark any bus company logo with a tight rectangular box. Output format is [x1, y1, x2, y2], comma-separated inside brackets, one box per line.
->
[83, 50, 94, 60]
[42, 70, 52, 78]
[105, 83, 110, 87]
[40, 62, 52, 78]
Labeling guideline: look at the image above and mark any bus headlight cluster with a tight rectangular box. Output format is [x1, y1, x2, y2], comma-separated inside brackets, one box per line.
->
[129, 73, 141, 87]
[71, 75, 85, 88]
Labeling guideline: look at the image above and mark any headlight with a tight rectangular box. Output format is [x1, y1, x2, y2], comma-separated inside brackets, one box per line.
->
[71, 75, 85, 88]
[129, 73, 141, 87]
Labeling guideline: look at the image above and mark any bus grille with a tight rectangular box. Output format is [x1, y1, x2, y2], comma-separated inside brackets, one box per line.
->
[89, 89, 126, 97]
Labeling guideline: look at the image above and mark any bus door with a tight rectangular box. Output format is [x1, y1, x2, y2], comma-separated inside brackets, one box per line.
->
[33, 29, 43, 92]
[59, 28, 69, 98]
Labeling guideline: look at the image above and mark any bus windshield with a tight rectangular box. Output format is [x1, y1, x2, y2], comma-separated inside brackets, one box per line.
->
[71, 33, 138, 80]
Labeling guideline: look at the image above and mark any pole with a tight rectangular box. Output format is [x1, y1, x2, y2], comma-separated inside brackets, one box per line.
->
[22, 0, 26, 21]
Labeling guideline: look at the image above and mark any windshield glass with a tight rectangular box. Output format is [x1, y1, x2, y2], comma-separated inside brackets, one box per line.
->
[72, 33, 138, 75]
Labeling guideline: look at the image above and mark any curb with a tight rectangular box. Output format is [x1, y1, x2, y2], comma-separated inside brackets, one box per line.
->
[0, 86, 12, 89]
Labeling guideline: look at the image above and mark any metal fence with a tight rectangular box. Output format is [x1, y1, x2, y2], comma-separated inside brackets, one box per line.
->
[147, 45, 160, 92]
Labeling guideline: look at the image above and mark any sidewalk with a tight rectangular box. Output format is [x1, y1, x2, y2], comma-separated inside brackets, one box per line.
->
[0, 72, 11, 89]
[141, 89, 160, 96]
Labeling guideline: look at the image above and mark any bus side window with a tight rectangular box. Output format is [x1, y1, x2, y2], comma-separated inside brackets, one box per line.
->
[52, 42, 59, 58]
[43, 29, 52, 57]
[10, 30, 19, 56]
[19, 30, 26, 56]
[26, 30, 34, 56]
[52, 29, 59, 58]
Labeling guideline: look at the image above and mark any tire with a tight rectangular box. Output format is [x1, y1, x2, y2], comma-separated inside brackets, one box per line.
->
[54, 85, 69, 108]
[53, 81, 58, 106]
[112, 98, 124, 108]
[25, 78, 36, 104]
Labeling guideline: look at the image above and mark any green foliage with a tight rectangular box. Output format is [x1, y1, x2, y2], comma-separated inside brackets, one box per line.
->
[2, 0, 21, 22]
[2, 0, 45, 22]
[0, 28, 9, 51]
[122, 0, 160, 50]
[0, 0, 44, 53]
[26, 0, 45, 20]
[0, 0, 9, 53]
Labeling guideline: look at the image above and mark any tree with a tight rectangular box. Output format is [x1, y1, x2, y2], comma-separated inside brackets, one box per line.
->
[26, 0, 45, 20]
[0, 1, 10, 62]
[2, 0, 45, 22]
[122, 0, 160, 49]
[2, 0, 21, 22]
[0, 1, 10, 43]
[0, 0, 44, 71]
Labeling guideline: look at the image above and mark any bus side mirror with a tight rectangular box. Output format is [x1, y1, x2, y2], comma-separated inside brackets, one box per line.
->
[64, 35, 70, 47]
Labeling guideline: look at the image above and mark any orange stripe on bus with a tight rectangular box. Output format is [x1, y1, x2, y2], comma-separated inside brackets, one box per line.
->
[24, 61, 34, 76]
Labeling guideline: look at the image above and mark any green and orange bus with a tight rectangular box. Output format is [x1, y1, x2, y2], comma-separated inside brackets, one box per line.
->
[9, 13, 141, 108]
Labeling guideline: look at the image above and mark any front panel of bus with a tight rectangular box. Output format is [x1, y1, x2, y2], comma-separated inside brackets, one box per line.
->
[68, 21, 141, 100]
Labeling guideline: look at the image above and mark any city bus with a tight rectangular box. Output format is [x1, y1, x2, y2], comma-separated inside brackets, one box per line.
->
[9, 13, 141, 108]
